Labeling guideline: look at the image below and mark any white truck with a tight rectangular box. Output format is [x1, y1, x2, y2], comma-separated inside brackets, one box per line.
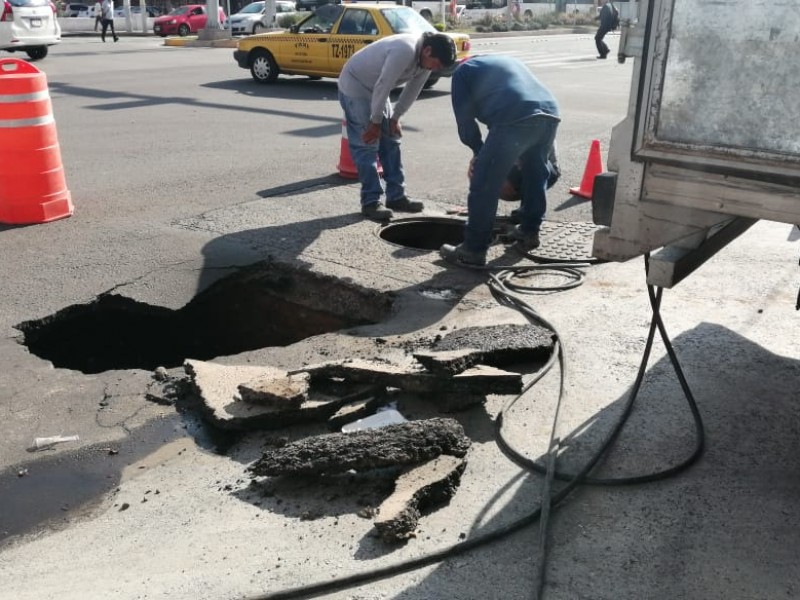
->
[591, 0, 800, 289]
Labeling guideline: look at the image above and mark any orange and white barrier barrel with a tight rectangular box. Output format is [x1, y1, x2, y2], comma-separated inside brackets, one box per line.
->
[0, 58, 73, 225]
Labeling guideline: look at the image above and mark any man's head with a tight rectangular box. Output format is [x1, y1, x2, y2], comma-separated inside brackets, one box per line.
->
[419, 32, 457, 72]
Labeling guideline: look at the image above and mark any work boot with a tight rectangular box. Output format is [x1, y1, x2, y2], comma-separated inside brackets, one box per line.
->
[439, 243, 486, 267]
[386, 196, 424, 213]
[361, 201, 393, 222]
[508, 224, 540, 251]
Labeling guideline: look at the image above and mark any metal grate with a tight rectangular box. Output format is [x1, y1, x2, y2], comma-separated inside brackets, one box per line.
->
[528, 220, 602, 263]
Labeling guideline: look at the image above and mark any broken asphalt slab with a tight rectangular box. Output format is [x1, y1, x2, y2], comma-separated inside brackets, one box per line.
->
[248, 417, 471, 477]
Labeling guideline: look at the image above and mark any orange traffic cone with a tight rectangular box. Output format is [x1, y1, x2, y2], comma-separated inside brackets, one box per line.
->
[569, 139, 604, 200]
[337, 119, 382, 179]
[0, 59, 73, 225]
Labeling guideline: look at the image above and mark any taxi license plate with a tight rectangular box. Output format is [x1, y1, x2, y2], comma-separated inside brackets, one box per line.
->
[154, 24, 161, 31]
[30, 18, 42, 27]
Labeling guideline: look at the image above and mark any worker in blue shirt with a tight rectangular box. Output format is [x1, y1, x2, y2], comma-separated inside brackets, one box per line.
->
[440, 55, 560, 267]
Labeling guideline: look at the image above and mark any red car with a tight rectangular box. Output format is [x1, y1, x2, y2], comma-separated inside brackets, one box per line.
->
[153, 4, 226, 37]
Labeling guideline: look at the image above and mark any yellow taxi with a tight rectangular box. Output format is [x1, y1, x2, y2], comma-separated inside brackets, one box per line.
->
[233, 3, 471, 88]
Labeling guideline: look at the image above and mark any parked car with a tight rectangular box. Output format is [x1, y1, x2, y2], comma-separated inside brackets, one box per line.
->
[233, 3, 470, 87]
[229, 0, 295, 35]
[0, 0, 61, 60]
[294, 0, 337, 11]
[64, 1, 88, 15]
[153, 4, 226, 36]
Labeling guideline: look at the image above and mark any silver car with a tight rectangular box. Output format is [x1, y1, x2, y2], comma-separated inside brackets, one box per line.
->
[229, 0, 295, 35]
[0, 0, 61, 60]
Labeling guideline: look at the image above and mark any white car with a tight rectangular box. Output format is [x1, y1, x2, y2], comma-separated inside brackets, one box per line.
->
[0, 0, 61, 60]
[229, 0, 295, 35]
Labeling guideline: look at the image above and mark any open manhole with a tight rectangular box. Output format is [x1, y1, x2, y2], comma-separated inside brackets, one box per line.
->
[15, 261, 393, 374]
[378, 217, 464, 251]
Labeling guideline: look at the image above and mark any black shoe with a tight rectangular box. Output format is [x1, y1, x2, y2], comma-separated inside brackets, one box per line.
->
[114, 36, 119, 42]
[361, 202, 393, 222]
[101, 37, 105, 42]
[507, 224, 540, 251]
[597, 54, 608, 59]
[386, 196, 424, 213]
[439, 243, 487, 267]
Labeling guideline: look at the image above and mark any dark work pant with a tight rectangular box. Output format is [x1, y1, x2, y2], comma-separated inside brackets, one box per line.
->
[595, 27, 610, 56]
[101, 18, 116, 40]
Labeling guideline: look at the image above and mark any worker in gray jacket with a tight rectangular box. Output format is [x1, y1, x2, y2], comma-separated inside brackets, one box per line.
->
[338, 32, 457, 221]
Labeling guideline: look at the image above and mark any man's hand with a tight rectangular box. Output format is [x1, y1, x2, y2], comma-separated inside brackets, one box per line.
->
[362, 122, 382, 144]
[389, 119, 402, 138]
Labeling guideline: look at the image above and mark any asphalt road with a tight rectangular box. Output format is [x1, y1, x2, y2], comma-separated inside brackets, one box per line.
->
[38, 33, 629, 224]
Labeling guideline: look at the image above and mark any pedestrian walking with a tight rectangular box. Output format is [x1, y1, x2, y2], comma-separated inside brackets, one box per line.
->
[100, 0, 118, 42]
[337, 31, 457, 221]
[440, 55, 560, 267]
[93, 0, 102, 31]
[594, 0, 616, 59]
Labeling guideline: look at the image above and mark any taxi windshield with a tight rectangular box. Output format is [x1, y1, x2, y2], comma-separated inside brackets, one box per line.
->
[296, 3, 343, 34]
[381, 6, 436, 34]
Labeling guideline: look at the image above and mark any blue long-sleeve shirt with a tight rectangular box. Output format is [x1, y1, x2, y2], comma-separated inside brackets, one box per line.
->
[451, 55, 560, 155]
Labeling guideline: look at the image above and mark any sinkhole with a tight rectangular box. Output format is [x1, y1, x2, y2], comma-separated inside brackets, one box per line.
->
[379, 218, 464, 251]
[16, 262, 393, 374]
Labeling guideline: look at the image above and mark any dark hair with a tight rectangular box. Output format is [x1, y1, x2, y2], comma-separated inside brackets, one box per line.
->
[422, 32, 457, 68]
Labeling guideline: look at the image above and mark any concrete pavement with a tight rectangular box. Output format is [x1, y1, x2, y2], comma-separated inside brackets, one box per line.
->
[1, 173, 798, 599]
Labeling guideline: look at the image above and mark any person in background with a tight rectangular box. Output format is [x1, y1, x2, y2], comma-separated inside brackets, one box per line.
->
[594, 0, 615, 59]
[338, 31, 457, 222]
[100, 0, 118, 42]
[440, 54, 560, 267]
[93, 0, 102, 31]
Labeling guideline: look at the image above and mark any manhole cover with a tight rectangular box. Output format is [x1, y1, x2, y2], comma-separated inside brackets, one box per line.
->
[528, 220, 602, 263]
[378, 218, 464, 251]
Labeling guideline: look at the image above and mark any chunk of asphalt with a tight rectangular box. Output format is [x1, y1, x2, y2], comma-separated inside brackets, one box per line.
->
[412, 348, 480, 377]
[374, 454, 467, 543]
[184, 359, 378, 431]
[427, 392, 487, 413]
[298, 358, 522, 396]
[326, 396, 385, 431]
[425, 323, 556, 372]
[237, 371, 310, 409]
[248, 417, 471, 477]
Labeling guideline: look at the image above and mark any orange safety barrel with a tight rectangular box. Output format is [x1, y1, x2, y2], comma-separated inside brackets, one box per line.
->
[0, 58, 73, 225]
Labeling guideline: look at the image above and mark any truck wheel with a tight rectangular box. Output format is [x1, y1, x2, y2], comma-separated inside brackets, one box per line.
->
[25, 46, 48, 61]
[250, 49, 279, 83]
[178, 23, 190, 36]
[420, 9, 432, 20]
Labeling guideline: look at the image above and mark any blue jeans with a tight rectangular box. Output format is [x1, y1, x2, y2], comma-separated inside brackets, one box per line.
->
[338, 91, 405, 207]
[464, 116, 559, 254]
